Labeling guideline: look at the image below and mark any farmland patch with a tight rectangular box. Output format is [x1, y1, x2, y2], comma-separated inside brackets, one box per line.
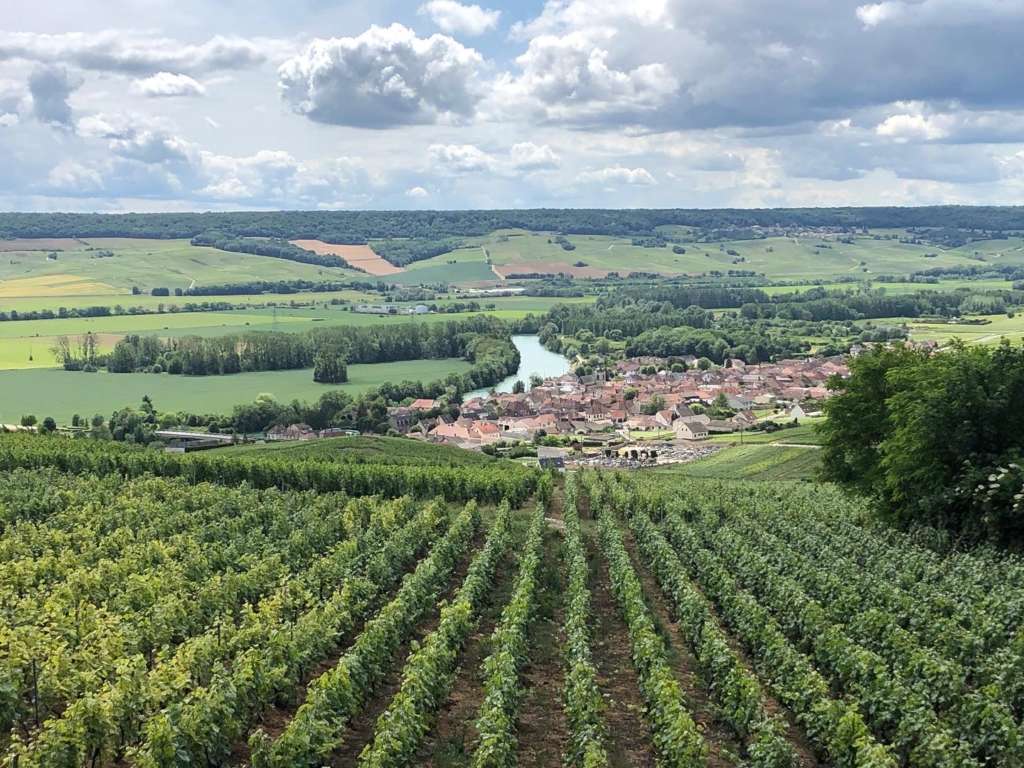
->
[290, 240, 404, 275]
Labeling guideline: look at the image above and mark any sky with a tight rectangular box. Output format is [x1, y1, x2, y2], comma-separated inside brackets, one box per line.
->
[2, 0, 1024, 212]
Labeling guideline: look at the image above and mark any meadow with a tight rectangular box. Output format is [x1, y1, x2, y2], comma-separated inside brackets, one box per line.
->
[476, 229, 1024, 282]
[4, 231, 1024, 301]
[705, 418, 824, 445]
[0, 288, 382, 313]
[761, 278, 1017, 297]
[0, 297, 591, 371]
[0, 357, 472, 422]
[892, 312, 1024, 346]
[658, 443, 822, 480]
[0, 238, 358, 295]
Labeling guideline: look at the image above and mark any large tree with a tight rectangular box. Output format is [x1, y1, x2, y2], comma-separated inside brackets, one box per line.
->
[821, 342, 1024, 543]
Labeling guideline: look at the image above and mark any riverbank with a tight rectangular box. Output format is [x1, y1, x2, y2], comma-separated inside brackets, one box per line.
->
[466, 334, 572, 398]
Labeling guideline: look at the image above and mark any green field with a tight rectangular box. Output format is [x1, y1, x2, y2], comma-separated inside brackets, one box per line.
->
[5, 231, 1024, 301]
[897, 313, 1024, 346]
[0, 296, 594, 370]
[223, 434, 493, 465]
[477, 229, 1024, 282]
[657, 443, 822, 480]
[0, 238, 358, 295]
[0, 357, 472, 423]
[0, 288, 382, 314]
[762, 278, 1017, 297]
[707, 420, 824, 445]
[383, 244, 496, 285]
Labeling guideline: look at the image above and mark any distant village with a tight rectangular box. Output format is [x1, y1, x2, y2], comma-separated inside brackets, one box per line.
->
[150, 354, 848, 465]
[385, 354, 848, 467]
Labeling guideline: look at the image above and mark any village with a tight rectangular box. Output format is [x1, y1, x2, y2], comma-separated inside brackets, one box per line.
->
[384, 354, 848, 468]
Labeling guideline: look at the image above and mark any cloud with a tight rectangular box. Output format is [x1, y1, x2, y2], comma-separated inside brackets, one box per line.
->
[509, 141, 559, 170]
[0, 82, 23, 126]
[428, 143, 496, 172]
[577, 165, 656, 185]
[497, 0, 1024, 132]
[131, 72, 206, 98]
[876, 112, 949, 141]
[511, 0, 673, 40]
[418, 1, 501, 36]
[856, 2, 903, 28]
[47, 160, 105, 192]
[49, 112, 377, 207]
[406, 185, 429, 198]
[278, 24, 485, 128]
[856, 0, 1024, 29]
[28, 65, 80, 127]
[0, 31, 274, 76]
[496, 31, 677, 125]
[872, 105, 1024, 144]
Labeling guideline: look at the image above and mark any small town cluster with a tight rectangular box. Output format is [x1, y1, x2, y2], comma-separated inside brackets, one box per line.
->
[384, 355, 848, 466]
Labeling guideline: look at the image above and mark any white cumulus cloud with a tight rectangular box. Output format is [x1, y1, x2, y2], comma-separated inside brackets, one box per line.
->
[418, 1, 501, 36]
[577, 165, 656, 185]
[876, 112, 950, 141]
[856, 2, 904, 28]
[428, 143, 496, 172]
[131, 72, 206, 98]
[509, 141, 559, 170]
[0, 31, 275, 75]
[278, 24, 485, 128]
[496, 31, 677, 125]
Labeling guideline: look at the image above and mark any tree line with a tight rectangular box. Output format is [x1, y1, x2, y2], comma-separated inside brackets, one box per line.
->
[190, 232, 359, 270]
[4, 206, 1023, 242]
[57, 316, 519, 384]
[369, 238, 464, 267]
[820, 342, 1024, 544]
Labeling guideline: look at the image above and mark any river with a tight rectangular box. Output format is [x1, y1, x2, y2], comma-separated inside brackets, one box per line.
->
[466, 335, 572, 399]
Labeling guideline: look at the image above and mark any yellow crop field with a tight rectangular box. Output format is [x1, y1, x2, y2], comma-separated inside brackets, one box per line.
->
[0, 274, 120, 298]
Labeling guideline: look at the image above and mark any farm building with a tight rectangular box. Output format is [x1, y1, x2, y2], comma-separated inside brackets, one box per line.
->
[537, 446, 570, 471]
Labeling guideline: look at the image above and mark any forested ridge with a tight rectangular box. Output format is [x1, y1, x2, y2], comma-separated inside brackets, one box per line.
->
[3, 206, 1024, 241]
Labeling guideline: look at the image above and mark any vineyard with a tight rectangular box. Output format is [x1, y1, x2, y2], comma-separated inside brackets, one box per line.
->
[4, 440, 1024, 767]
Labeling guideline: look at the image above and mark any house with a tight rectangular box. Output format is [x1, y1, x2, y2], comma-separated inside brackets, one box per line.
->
[388, 407, 417, 432]
[674, 418, 709, 440]
[733, 410, 758, 427]
[267, 423, 316, 441]
[654, 409, 676, 429]
[788, 403, 808, 421]
[625, 415, 661, 432]
[725, 393, 753, 410]
[459, 397, 488, 418]
[409, 398, 437, 411]
[538, 446, 570, 471]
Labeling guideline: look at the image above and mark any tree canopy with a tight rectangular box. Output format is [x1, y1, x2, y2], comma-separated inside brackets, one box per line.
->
[820, 342, 1024, 544]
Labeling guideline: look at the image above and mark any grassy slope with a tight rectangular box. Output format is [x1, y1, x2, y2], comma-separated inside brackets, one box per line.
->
[0, 358, 472, 422]
[901, 312, 1024, 345]
[223, 434, 494, 466]
[480, 230, 1024, 281]
[4, 232, 1024, 297]
[762, 278, 1017, 297]
[706, 420, 824, 445]
[0, 238, 358, 295]
[657, 444, 822, 481]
